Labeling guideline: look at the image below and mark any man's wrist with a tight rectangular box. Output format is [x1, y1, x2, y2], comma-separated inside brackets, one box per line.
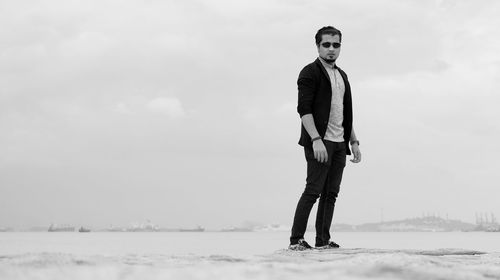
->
[311, 136, 322, 142]
[350, 140, 360, 146]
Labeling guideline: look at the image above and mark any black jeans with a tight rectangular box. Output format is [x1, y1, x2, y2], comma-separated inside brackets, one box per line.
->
[290, 141, 346, 246]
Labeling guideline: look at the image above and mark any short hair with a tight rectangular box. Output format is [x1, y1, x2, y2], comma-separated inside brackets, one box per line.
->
[315, 26, 342, 45]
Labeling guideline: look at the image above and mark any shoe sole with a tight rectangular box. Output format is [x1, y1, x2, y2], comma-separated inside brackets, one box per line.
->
[315, 246, 340, 250]
[288, 245, 314, 251]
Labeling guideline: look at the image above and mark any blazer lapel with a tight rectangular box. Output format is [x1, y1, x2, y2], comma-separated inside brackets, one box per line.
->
[314, 58, 331, 85]
[337, 67, 352, 104]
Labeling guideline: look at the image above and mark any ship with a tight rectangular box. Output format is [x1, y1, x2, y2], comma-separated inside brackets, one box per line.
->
[48, 224, 75, 232]
[220, 226, 253, 232]
[106, 224, 126, 232]
[126, 220, 160, 232]
[78, 226, 91, 233]
[254, 224, 291, 232]
[179, 225, 205, 232]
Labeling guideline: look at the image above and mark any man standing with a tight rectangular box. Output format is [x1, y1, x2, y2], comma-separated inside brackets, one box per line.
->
[289, 26, 361, 250]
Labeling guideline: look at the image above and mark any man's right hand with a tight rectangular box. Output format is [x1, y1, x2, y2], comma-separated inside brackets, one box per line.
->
[312, 139, 328, 163]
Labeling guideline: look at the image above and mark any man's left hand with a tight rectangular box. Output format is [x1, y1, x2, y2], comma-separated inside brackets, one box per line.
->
[350, 144, 362, 163]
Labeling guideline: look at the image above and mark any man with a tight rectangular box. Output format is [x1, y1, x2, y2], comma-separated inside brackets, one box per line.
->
[289, 26, 361, 250]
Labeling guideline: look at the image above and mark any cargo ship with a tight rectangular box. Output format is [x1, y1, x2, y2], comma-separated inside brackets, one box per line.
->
[179, 226, 205, 232]
[48, 224, 75, 232]
[78, 226, 91, 233]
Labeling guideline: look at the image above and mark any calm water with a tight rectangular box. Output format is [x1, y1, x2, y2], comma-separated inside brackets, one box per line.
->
[1, 231, 500, 255]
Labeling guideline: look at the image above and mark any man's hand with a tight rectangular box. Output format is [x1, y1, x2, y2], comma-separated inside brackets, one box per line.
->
[313, 140, 328, 163]
[350, 143, 361, 163]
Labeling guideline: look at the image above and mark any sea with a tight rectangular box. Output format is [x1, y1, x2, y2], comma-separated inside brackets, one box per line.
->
[1, 231, 500, 280]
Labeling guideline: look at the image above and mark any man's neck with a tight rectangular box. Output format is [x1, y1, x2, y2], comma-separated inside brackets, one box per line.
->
[319, 57, 336, 68]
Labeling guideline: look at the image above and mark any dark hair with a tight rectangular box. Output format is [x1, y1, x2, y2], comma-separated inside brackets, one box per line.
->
[315, 26, 342, 45]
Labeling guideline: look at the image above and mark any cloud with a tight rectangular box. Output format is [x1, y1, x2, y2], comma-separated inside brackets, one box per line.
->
[274, 101, 296, 117]
[146, 97, 185, 118]
[113, 102, 132, 114]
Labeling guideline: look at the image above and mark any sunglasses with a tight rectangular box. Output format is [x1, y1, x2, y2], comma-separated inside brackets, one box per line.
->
[321, 42, 341, 49]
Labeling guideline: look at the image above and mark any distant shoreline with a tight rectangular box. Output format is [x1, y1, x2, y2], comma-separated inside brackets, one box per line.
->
[2, 216, 499, 233]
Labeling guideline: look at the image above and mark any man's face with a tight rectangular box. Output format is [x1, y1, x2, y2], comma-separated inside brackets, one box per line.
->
[317, 34, 341, 64]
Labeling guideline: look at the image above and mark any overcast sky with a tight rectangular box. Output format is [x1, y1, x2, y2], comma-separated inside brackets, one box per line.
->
[1, 0, 499, 229]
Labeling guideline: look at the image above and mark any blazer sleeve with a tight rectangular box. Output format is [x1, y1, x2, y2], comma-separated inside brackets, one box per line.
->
[297, 65, 317, 118]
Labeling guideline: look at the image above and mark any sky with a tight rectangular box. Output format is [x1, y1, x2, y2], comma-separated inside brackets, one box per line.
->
[1, 0, 499, 229]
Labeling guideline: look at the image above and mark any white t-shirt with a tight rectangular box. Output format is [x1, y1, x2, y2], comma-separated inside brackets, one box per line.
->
[319, 58, 345, 142]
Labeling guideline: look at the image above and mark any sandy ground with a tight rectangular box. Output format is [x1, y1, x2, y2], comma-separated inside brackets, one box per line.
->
[2, 248, 500, 280]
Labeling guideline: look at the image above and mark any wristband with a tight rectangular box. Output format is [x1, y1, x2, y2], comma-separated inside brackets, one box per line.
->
[311, 136, 322, 142]
[350, 140, 360, 146]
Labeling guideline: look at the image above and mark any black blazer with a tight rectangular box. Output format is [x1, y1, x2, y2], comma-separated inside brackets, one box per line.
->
[297, 58, 353, 155]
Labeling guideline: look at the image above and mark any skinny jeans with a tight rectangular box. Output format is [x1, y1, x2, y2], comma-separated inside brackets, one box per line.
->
[290, 140, 346, 247]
